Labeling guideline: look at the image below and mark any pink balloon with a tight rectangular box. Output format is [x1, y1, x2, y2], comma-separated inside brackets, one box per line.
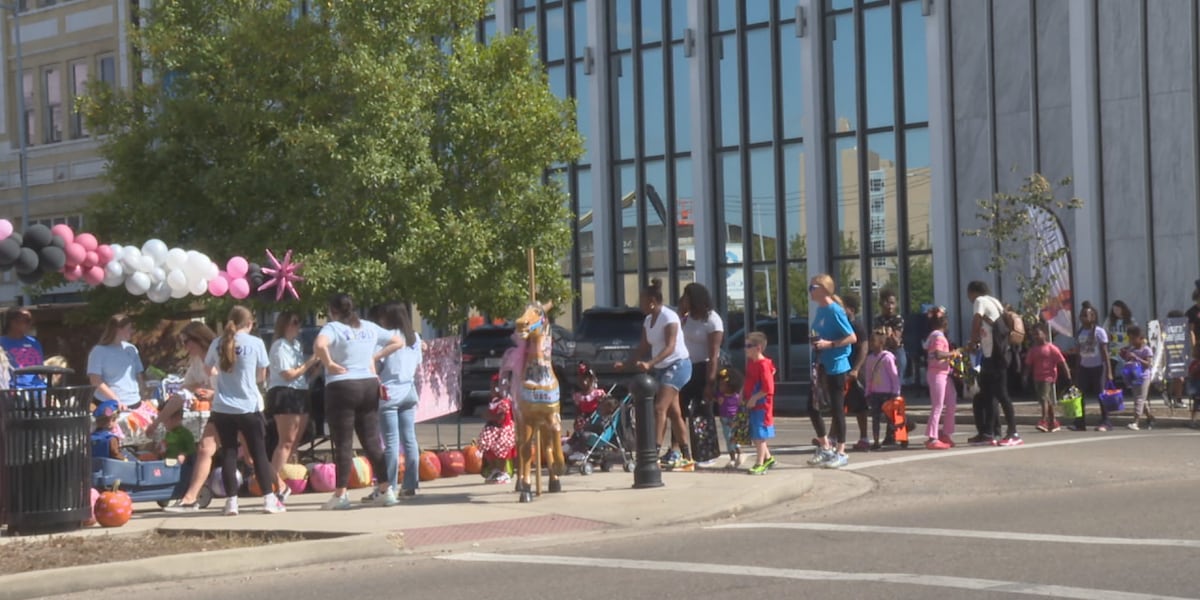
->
[0, 219, 12, 240]
[51, 224, 75, 245]
[76, 233, 98, 252]
[229, 277, 250, 299]
[95, 245, 115, 267]
[64, 264, 83, 281]
[83, 266, 105, 286]
[208, 276, 229, 297]
[83, 251, 99, 268]
[65, 243, 87, 266]
[226, 257, 249, 280]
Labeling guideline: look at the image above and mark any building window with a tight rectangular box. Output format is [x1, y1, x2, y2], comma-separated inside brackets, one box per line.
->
[98, 55, 116, 87]
[31, 215, 84, 231]
[21, 70, 34, 147]
[69, 61, 89, 138]
[43, 67, 63, 143]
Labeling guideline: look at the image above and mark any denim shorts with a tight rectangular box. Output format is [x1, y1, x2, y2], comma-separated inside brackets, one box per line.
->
[655, 360, 693, 391]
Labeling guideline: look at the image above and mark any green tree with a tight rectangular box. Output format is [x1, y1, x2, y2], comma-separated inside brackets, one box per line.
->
[964, 173, 1082, 324]
[82, 0, 581, 330]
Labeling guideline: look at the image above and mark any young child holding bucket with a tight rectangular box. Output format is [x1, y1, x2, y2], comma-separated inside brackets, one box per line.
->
[1024, 323, 1071, 433]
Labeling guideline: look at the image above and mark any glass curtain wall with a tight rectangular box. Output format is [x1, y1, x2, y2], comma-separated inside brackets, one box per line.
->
[514, 0, 590, 328]
[823, 0, 931, 338]
[607, 0, 693, 307]
[711, 1, 807, 380]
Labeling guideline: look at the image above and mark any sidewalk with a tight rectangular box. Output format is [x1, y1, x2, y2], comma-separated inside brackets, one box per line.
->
[0, 462, 815, 600]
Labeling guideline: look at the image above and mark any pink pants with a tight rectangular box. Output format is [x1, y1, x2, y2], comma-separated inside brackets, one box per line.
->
[926, 370, 957, 439]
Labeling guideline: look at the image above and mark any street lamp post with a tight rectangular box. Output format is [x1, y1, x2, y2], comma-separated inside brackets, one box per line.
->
[2, 3, 31, 305]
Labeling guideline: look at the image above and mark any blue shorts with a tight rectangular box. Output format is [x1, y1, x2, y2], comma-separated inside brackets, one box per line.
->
[749, 409, 775, 442]
[655, 360, 692, 391]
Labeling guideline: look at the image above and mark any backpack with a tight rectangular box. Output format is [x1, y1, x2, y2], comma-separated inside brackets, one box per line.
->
[1002, 309, 1025, 346]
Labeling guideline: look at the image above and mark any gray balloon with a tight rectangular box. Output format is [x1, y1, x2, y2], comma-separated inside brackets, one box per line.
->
[14, 247, 39, 275]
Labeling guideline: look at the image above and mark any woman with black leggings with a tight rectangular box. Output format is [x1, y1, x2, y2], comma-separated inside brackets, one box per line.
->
[204, 305, 283, 516]
[807, 274, 857, 470]
[314, 293, 405, 510]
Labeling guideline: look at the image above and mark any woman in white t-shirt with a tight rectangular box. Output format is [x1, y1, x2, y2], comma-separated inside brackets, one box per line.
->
[677, 284, 724, 438]
[616, 279, 694, 470]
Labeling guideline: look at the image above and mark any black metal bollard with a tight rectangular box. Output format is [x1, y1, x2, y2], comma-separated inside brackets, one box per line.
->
[630, 373, 663, 489]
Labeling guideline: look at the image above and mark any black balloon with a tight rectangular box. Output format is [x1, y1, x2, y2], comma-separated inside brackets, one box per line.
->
[17, 268, 44, 285]
[0, 238, 20, 266]
[50, 234, 66, 249]
[7, 232, 22, 247]
[14, 247, 38, 275]
[22, 224, 52, 250]
[39, 245, 66, 271]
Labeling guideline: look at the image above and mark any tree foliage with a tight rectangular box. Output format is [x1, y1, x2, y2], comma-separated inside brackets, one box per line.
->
[82, 0, 582, 330]
[964, 173, 1083, 324]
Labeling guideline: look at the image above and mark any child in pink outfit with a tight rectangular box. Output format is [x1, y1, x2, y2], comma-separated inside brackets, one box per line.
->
[924, 311, 959, 450]
[863, 329, 900, 451]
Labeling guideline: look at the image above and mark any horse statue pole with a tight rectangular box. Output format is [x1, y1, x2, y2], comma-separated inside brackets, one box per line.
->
[527, 247, 542, 498]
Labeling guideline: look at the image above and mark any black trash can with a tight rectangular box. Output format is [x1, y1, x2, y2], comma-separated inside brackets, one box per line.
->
[0, 366, 94, 536]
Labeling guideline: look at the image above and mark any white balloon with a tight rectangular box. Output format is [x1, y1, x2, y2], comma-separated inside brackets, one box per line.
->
[102, 269, 124, 287]
[142, 239, 168, 265]
[185, 251, 210, 279]
[170, 284, 189, 299]
[108, 243, 123, 257]
[141, 257, 158, 274]
[165, 248, 188, 271]
[147, 281, 171, 303]
[121, 246, 142, 269]
[105, 261, 124, 278]
[125, 271, 151, 295]
[150, 267, 166, 284]
[166, 269, 188, 291]
[204, 261, 219, 281]
[188, 276, 209, 296]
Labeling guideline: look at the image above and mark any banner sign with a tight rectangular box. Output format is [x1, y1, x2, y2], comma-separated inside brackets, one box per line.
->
[1161, 317, 1191, 379]
[1027, 206, 1074, 338]
[415, 336, 463, 423]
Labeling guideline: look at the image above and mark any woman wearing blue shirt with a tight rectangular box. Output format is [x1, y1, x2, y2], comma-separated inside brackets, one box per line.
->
[204, 306, 282, 516]
[313, 294, 405, 510]
[808, 274, 857, 469]
[371, 302, 423, 504]
[266, 311, 320, 486]
[87, 314, 145, 407]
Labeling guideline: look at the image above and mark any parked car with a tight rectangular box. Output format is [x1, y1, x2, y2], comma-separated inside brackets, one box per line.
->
[723, 318, 811, 382]
[460, 323, 572, 417]
[565, 307, 646, 391]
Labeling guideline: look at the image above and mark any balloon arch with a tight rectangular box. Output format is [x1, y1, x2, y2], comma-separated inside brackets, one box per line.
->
[0, 218, 304, 303]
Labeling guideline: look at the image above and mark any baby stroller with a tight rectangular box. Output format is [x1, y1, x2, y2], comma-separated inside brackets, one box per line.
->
[567, 392, 635, 475]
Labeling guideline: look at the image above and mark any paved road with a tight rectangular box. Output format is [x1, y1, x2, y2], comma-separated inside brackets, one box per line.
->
[51, 428, 1200, 599]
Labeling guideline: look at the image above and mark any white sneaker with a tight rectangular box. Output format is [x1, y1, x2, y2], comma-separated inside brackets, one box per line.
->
[223, 497, 239, 516]
[263, 494, 286, 514]
[373, 488, 399, 507]
[321, 494, 352, 511]
[1127, 422, 1140, 431]
[279, 486, 292, 502]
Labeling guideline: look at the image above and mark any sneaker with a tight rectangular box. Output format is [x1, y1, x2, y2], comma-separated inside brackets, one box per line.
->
[1051, 421, 1062, 432]
[659, 450, 677, 465]
[808, 448, 835, 466]
[279, 486, 292, 503]
[662, 450, 682, 467]
[493, 473, 511, 485]
[373, 488, 399, 507]
[399, 488, 418, 498]
[321, 494, 352, 511]
[360, 489, 381, 504]
[763, 456, 777, 470]
[1036, 421, 1049, 433]
[924, 439, 951, 450]
[697, 458, 718, 468]
[853, 439, 871, 452]
[1146, 418, 1156, 430]
[937, 434, 957, 448]
[869, 441, 882, 451]
[263, 494, 286, 514]
[1126, 422, 1140, 431]
[163, 499, 199, 513]
[821, 453, 849, 469]
[674, 459, 696, 472]
[1096, 424, 1112, 432]
[747, 463, 768, 475]
[223, 497, 239, 516]
[967, 435, 994, 446]
[998, 435, 1024, 447]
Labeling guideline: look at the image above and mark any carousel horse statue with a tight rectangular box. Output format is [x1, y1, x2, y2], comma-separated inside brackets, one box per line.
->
[504, 301, 564, 503]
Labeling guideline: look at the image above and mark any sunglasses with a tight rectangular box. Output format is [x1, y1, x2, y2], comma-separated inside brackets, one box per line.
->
[744, 343, 759, 349]
[808, 284, 823, 291]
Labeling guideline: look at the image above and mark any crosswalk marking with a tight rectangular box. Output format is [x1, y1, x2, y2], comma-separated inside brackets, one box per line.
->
[708, 522, 1200, 549]
[440, 552, 1194, 600]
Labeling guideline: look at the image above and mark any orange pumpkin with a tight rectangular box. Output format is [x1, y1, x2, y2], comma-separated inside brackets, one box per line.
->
[462, 443, 483, 475]
[418, 450, 441, 482]
[348, 456, 373, 489]
[438, 449, 465, 477]
[94, 485, 133, 528]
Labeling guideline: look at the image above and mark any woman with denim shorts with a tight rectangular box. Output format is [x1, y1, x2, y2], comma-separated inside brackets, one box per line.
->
[616, 279, 694, 470]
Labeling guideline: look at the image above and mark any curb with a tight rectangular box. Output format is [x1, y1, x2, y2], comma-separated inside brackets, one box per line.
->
[0, 531, 404, 600]
[660, 469, 815, 527]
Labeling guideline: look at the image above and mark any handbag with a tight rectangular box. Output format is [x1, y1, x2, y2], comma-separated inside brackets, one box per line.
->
[688, 400, 722, 463]
[1099, 381, 1125, 412]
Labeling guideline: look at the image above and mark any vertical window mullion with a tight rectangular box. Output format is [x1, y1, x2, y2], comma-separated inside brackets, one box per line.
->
[892, 0, 910, 316]
[853, 0, 872, 320]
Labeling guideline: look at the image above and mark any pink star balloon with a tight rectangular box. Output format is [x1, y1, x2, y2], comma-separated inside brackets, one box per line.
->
[258, 248, 304, 301]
